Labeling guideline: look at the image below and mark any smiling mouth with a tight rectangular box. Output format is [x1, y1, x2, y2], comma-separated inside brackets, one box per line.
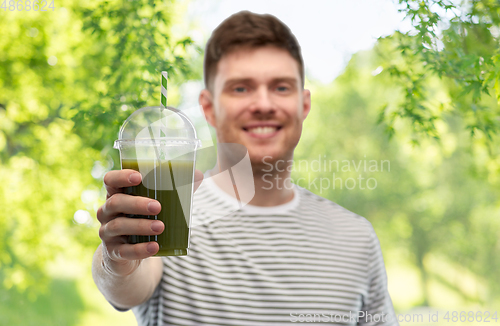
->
[243, 126, 282, 135]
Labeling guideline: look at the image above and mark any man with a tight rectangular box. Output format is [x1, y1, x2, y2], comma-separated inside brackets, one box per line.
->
[93, 11, 397, 325]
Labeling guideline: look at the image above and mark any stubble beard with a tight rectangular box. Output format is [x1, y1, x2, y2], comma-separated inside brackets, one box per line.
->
[215, 123, 300, 178]
[250, 149, 294, 178]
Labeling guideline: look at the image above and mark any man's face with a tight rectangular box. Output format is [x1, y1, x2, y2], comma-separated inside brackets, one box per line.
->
[200, 45, 311, 167]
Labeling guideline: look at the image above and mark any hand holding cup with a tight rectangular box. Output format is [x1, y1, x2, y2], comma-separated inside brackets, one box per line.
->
[96, 168, 203, 277]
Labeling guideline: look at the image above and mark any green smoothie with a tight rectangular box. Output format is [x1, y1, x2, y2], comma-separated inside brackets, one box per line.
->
[122, 159, 194, 256]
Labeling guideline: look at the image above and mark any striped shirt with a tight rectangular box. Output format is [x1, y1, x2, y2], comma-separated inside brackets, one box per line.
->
[132, 177, 397, 326]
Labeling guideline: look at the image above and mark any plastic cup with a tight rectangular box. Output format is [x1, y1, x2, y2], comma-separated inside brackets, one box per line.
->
[114, 106, 200, 256]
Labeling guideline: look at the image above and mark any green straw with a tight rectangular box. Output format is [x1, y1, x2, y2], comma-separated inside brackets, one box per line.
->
[158, 71, 176, 193]
[161, 71, 168, 108]
[160, 71, 170, 139]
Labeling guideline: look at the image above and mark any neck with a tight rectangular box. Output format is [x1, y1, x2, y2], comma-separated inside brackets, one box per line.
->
[249, 159, 294, 206]
[210, 154, 295, 207]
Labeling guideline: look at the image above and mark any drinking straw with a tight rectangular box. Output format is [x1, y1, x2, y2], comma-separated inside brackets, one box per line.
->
[159, 71, 170, 138]
[157, 71, 177, 189]
[146, 72, 167, 163]
[161, 71, 168, 108]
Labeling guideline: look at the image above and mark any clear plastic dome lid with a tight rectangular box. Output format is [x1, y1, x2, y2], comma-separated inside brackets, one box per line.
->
[114, 106, 201, 149]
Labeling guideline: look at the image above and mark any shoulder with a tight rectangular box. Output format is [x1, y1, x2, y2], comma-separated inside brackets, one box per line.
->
[294, 184, 376, 235]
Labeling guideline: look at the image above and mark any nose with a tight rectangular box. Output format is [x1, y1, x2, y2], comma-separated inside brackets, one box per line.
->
[249, 86, 275, 115]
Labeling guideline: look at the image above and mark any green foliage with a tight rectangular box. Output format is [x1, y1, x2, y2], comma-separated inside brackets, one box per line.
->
[74, 0, 202, 150]
[0, 278, 84, 326]
[380, 0, 500, 145]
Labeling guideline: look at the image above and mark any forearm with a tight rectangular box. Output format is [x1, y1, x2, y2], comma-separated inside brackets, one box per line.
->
[92, 244, 162, 309]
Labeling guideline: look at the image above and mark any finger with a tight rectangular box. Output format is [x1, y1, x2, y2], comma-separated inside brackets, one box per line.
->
[97, 193, 161, 224]
[193, 169, 204, 193]
[107, 242, 160, 261]
[103, 169, 142, 198]
[99, 217, 165, 241]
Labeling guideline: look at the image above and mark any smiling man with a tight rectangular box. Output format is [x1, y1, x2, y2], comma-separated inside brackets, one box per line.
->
[92, 11, 398, 325]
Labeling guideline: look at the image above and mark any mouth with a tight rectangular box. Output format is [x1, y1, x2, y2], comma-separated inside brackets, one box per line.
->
[242, 124, 282, 138]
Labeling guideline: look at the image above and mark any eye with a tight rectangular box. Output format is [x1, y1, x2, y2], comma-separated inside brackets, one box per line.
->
[275, 85, 291, 93]
[233, 86, 247, 93]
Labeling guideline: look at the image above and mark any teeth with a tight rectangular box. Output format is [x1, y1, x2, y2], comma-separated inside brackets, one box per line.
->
[248, 127, 277, 134]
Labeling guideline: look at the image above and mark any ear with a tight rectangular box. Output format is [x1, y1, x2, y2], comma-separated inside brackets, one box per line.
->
[301, 89, 311, 121]
[199, 89, 216, 127]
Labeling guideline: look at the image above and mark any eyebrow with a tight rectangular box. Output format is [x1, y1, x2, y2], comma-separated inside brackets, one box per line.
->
[223, 77, 299, 88]
[223, 78, 253, 87]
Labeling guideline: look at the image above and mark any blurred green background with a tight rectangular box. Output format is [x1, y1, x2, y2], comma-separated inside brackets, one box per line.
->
[0, 0, 499, 325]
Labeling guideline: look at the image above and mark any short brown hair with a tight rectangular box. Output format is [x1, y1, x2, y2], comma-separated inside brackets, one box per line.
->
[204, 11, 304, 91]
